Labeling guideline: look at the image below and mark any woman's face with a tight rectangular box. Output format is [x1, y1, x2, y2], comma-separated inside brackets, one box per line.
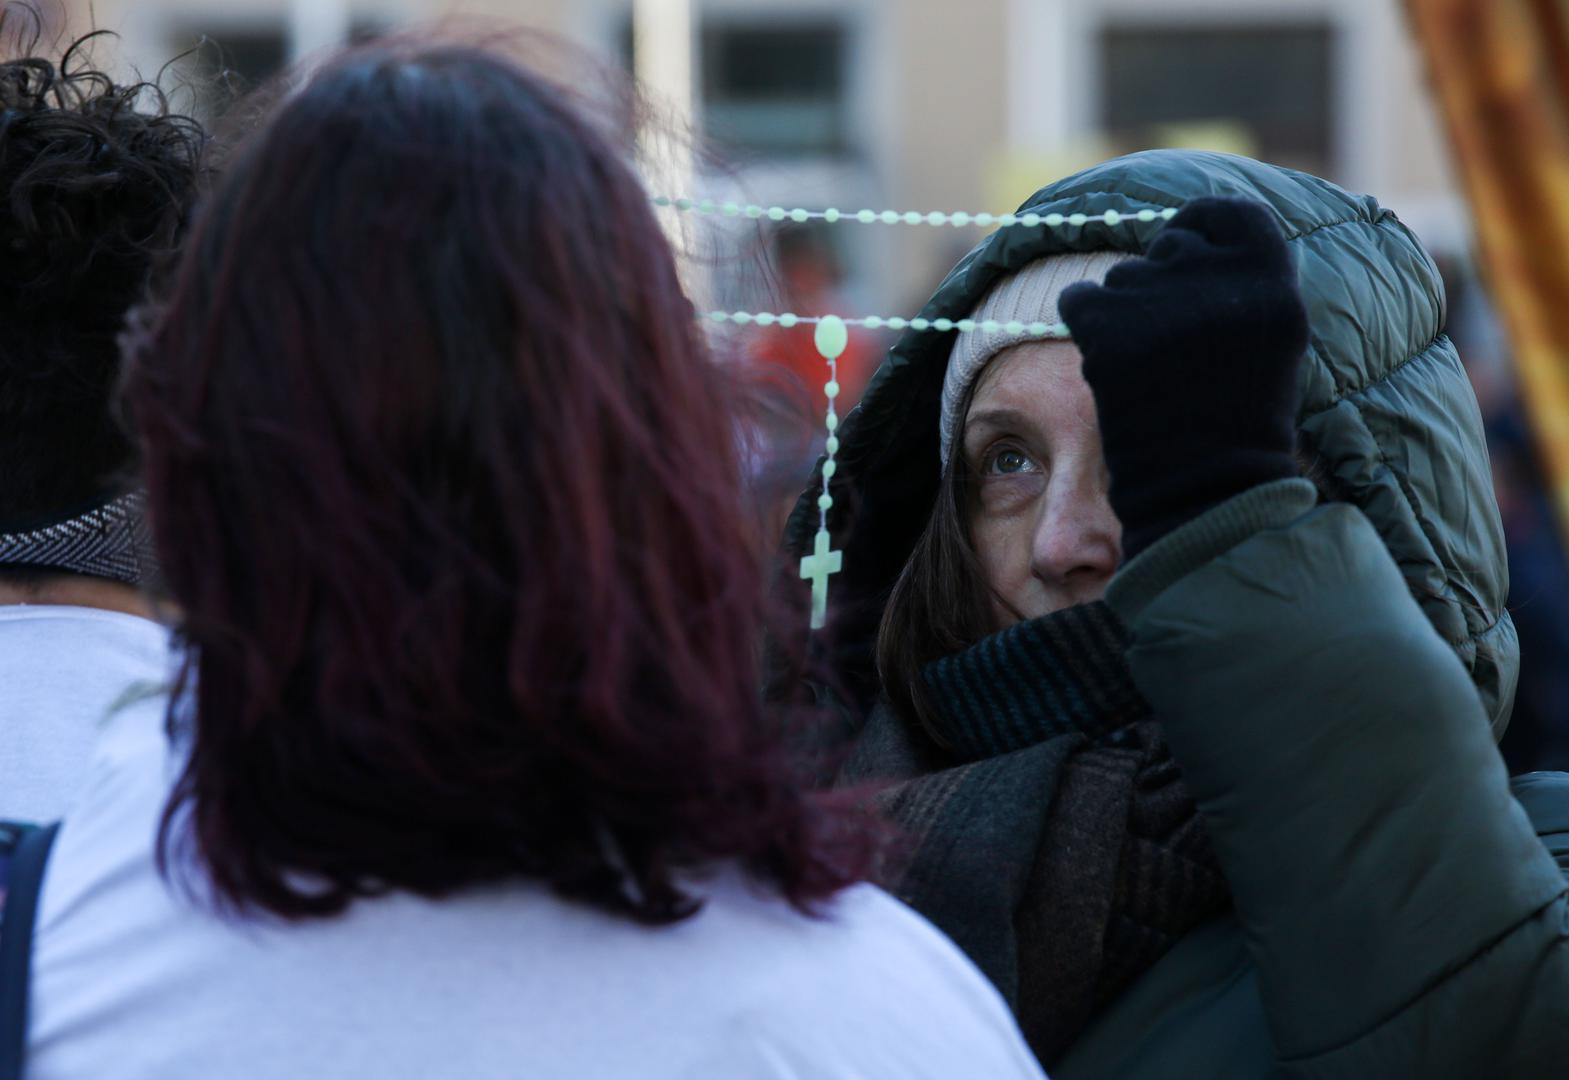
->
[961, 341, 1122, 628]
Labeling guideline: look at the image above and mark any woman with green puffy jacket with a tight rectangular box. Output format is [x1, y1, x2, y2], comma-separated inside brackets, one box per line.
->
[778, 148, 1569, 1077]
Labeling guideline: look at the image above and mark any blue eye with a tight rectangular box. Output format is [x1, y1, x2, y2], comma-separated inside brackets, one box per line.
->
[987, 447, 1037, 475]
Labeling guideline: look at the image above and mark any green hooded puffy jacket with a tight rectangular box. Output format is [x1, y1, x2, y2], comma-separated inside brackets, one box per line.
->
[781, 150, 1569, 1078]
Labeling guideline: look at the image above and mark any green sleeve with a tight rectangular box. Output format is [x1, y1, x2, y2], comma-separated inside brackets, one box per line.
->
[1106, 481, 1569, 1075]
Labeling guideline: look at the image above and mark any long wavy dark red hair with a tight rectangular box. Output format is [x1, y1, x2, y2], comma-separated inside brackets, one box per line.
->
[122, 38, 874, 923]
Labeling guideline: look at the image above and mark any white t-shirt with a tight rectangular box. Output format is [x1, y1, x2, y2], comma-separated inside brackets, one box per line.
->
[0, 605, 170, 822]
[28, 692, 1047, 1080]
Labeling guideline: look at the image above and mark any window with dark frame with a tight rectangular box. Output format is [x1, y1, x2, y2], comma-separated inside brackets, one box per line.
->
[1099, 23, 1335, 179]
[620, 18, 852, 160]
[702, 21, 848, 159]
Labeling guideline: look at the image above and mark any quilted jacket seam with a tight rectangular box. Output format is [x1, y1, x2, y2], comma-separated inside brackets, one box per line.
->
[1340, 388, 1470, 648]
[1298, 334, 1445, 421]
[1466, 608, 1510, 651]
[1284, 213, 1383, 243]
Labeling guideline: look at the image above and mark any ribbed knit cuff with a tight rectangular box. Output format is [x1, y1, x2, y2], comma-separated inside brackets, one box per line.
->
[1106, 478, 1318, 626]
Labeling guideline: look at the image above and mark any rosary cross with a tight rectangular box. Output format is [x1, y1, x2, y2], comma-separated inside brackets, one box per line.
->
[799, 528, 843, 630]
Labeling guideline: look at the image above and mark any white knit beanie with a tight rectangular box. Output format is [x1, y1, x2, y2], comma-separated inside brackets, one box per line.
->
[939, 250, 1132, 465]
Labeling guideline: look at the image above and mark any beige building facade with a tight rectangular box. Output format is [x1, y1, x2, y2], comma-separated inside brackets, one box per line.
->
[51, 0, 1466, 313]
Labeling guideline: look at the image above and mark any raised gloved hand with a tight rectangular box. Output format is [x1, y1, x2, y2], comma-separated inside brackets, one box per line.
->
[1058, 196, 1309, 561]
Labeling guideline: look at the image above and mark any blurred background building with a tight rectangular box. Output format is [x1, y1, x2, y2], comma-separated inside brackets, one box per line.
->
[38, 0, 1569, 770]
[53, 0, 1468, 308]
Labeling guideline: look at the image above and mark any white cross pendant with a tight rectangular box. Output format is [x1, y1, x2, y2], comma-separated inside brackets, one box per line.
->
[799, 528, 843, 630]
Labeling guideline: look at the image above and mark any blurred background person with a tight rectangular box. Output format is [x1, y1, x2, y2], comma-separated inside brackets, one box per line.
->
[740, 222, 884, 542]
[1442, 257, 1569, 772]
[748, 223, 881, 412]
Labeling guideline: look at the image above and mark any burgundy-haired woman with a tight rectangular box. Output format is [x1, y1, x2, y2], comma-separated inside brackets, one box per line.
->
[20, 41, 1044, 1080]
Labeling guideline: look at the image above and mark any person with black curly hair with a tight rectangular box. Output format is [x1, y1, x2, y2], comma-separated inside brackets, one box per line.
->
[0, 18, 204, 819]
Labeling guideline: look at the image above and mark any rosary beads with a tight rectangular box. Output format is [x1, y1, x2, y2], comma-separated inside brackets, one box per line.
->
[665, 196, 1173, 629]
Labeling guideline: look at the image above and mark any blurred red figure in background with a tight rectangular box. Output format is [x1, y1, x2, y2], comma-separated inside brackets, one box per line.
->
[750, 224, 881, 411]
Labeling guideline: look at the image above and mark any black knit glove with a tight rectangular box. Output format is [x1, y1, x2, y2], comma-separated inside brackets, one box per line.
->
[1058, 196, 1309, 561]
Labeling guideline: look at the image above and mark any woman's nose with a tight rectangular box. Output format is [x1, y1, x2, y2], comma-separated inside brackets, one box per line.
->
[1029, 478, 1122, 588]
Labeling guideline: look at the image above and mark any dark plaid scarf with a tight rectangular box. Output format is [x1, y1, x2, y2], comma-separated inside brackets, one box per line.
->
[842, 601, 1230, 1065]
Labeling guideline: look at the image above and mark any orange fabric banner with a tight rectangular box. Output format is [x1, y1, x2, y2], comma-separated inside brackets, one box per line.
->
[1405, 0, 1569, 538]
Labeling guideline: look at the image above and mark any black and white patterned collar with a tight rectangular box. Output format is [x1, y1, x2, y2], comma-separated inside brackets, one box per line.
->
[0, 491, 153, 586]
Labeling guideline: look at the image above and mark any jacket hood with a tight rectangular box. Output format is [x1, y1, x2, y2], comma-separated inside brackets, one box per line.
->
[783, 149, 1517, 735]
